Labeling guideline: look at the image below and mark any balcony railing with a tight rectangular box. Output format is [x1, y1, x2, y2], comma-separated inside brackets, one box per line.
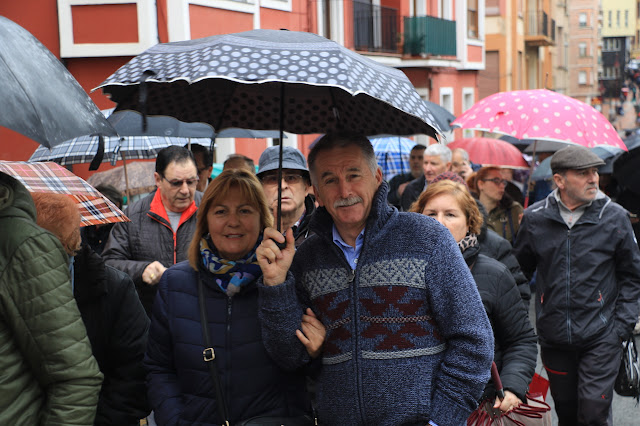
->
[525, 11, 555, 46]
[353, 0, 400, 53]
[403, 15, 457, 57]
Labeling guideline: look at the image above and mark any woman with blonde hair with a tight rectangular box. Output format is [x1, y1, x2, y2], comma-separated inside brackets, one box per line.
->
[145, 169, 320, 425]
[411, 180, 536, 414]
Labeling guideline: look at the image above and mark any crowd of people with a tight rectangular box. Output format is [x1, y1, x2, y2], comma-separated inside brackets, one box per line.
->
[2, 131, 640, 426]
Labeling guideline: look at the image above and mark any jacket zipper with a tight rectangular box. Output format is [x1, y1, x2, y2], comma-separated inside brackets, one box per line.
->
[148, 213, 179, 264]
[566, 228, 572, 344]
[226, 296, 232, 412]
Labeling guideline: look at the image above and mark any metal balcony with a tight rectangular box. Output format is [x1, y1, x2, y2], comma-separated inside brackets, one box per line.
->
[403, 15, 457, 57]
[353, 0, 400, 53]
[525, 11, 556, 46]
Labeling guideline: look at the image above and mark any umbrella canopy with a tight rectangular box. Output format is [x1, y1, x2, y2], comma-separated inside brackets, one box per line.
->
[107, 109, 284, 139]
[96, 29, 442, 231]
[614, 148, 640, 195]
[107, 109, 214, 138]
[369, 136, 417, 181]
[0, 161, 129, 226]
[87, 161, 156, 197]
[531, 146, 624, 180]
[424, 101, 456, 131]
[0, 17, 116, 148]
[29, 134, 210, 166]
[96, 29, 441, 138]
[452, 89, 627, 151]
[447, 137, 529, 169]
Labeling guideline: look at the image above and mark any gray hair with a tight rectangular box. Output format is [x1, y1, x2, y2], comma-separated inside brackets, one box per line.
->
[308, 131, 378, 185]
[424, 144, 452, 163]
[452, 147, 469, 162]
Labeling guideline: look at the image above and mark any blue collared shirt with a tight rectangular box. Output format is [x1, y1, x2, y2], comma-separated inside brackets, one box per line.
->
[332, 225, 365, 270]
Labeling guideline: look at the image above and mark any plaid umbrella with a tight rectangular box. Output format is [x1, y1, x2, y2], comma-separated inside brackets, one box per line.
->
[0, 161, 129, 227]
[369, 137, 417, 181]
[29, 135, 210, 165]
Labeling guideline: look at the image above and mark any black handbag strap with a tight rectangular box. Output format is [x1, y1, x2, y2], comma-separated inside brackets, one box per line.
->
[198, 276, 231, 426]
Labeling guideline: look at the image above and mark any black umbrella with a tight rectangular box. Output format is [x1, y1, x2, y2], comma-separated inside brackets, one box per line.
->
[96, 29, 442, 231]
[0, 16, 116, 148]
[424, 100, 455, 131]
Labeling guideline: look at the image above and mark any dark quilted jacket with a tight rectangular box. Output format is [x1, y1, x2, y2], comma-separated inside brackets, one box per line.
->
[103, 190, 201, 315]
[463, 244, 537, 402]
[74, 245, 150, 425]
[144, 261, 310, 425]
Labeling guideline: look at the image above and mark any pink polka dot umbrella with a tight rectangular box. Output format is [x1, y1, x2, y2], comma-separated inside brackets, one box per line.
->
[451, 89, 627, 152]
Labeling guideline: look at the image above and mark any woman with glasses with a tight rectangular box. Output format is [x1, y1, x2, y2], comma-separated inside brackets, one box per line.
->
[470, 167, 524, 244]
[410, 180, 537, 415]
[145, 169, 320, 425]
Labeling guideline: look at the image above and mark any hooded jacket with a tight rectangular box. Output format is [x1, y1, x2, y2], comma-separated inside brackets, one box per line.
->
[514, 191, 640, 346]
[259, 182, 494, 426]
[103, 189, 202, 315]
[0, 172, 102, 425]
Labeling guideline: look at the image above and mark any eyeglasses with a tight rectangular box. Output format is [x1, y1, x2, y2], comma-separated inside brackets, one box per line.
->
[261, 173, 304, 186]
[482, 178, 508, 186]
[161, 175, 199, 188]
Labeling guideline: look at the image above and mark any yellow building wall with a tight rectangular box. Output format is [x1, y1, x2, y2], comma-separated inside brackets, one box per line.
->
[602, 0, 636, 37]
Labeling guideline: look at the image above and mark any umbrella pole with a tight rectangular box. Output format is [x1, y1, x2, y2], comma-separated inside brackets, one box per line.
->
[277, 83, 284, 233]
[524, 140, 537, 208]
[121, 152, 131, 204]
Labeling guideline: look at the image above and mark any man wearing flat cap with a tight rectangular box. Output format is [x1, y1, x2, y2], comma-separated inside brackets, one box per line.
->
[257, 146, 316, 247]
[514, 144, 640, 425]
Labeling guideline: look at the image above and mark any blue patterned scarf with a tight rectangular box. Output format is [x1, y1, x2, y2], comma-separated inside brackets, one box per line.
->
[200, 235, 263, 296]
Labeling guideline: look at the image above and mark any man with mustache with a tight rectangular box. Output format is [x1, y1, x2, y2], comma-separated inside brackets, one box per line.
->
[103, 146, 202, 316]
[256, 131, 494, 425]
[257, 146, 316, 247]
[514, 145, 640, 425]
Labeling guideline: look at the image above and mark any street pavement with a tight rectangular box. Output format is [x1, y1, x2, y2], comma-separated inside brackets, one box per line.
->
[528, 293, 640, 424]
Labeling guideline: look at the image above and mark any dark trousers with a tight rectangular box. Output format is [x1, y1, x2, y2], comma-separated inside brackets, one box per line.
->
[541, 332, 621, 426]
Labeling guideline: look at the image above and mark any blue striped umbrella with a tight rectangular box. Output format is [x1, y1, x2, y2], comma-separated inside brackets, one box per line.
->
[369, 137, 417, 181]
[29, 135, 211, 166]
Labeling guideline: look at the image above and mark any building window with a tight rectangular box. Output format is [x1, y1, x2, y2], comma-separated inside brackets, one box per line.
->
[578, 71, 587, 85]
[626, 10, 629, 27]
[609, 10, 612, 27]
[468, 0, 479, 38]
[579, 42, 587, 57]
[579, 13, 588, 27]
[617, 10, 621, 27]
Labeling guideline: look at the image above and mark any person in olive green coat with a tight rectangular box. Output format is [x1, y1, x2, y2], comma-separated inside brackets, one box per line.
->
[0, 171, 103, 425]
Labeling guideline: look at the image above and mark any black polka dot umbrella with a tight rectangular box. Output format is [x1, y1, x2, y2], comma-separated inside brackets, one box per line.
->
[96, 29, 441, 138]
[95, 29, 443, 231]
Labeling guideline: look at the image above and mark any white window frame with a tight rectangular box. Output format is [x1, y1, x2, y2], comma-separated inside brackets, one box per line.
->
[57, 0, 158, 57]
[578, 42, 587, 57]
[462, 87, 475, 138]
[578, 70, 587, 85]
[439, 87, 454, 143]
[316, 0, 345, 45]
[579, 13, 588, 27]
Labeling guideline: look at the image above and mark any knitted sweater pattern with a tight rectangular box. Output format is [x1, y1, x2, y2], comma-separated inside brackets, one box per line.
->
[259, 183, 494, 426]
